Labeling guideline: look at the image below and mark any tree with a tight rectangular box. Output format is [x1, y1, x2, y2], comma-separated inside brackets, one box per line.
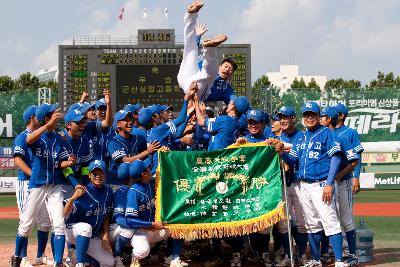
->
[367, 71, 400, 89]
[307, 78, 321, 92]
[15, 72, 39, 90]
[39, 80, 58, 90]
[251, 75, 271, 109]
[0, 75, 15, 92]
[290, 77, 307, 89]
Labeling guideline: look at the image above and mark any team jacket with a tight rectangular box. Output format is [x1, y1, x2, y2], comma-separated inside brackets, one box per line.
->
[27, 131, 69, 188]
[66, 183, 114, 238]
[13, 128, 33, 181]
[108, 134, 147, 185]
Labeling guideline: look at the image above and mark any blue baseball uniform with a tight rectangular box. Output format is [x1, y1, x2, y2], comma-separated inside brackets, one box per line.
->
[108, 134, 147, 185]
[66, 183, 114, 237]
[84, 120, 115, 164]
[125, 179, 156, 228]
[205, 115, 239, 151]
[205, 75, 235, 105]
[60, 129, 93, 185]
[285, 125, 341, 185]
[112, 185, 130, 229]
[279, 130, 304, 184]
[28, 131, 70, 188]
[13, 129, 33, 182]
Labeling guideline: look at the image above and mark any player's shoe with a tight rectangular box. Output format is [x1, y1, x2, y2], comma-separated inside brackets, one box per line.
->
[10, 255, 22, 267]
[261, 252, 273, 267]
[115, 256, 125, 267]
[203, 35, 228, 47]
[303, 259, 322, 267]
[53, 263, 65, 267]
[170, 257, 187, 267]
[164, 256, 188, 267]
[320, 252, 332, 264]
[36, 255, 54, 265]
[187, 1, 204, 13]
[344, 254, 359, 266]
[130, 256, 141, 267]
[335, 261, 345, 267]
[21, 257, 33, 267]
[297, 255, 308, 266]
[275, 255, 291, 266]
[230, 252, 241, 267]
[74, 264, 84, 267]
[342, 248, 350, 258]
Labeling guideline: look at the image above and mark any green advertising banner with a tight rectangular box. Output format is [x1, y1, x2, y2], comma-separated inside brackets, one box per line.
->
[374, 173, 400, 190]
[277, 88, 400, 143]
[155, 144, 284, 239]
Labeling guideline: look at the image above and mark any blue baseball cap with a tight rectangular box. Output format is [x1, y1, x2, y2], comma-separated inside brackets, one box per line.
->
[95, 98, 107, 109]
[67, 103, 82, 113]
[149, 104, 163, 115]
[23, 105, 37, 124]
[320, 106, 338, 122]
[271, 114, 279, 121]
[113, 110, 131, 130]
[88, 160, 107, 173]
[124, 104, 139, 114]
[35, 103, 58, 123]
[64, 109, 85, 123]
[129, 159, 151, 180]
[117, 162, 131, 181]
[138, 108, 153, 128]
[277, 106, 296, 117]
[261, 111, 270, 125]
[80, 102, 95, 114]
[232, 96, 250, 115]
[246, 110, 264, 122]
[335, 103, 348, 116]
[301, 102, 320, 114]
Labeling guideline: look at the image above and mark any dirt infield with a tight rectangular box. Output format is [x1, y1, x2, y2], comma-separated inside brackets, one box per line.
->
[1, 203, 400, 219]
[0, 241, 399, 266]
[353, 203, 400, 216]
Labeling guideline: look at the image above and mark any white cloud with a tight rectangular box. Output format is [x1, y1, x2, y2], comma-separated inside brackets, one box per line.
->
[0, 38, 32, 57]
[236, 0, 400, 83]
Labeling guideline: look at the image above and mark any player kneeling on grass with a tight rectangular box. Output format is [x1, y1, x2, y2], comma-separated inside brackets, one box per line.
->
[64, 160, 114, 267]
[125, 159, 170, 267]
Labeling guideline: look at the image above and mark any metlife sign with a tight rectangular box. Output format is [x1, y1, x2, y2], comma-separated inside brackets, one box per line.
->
[0, 114, 13, 138]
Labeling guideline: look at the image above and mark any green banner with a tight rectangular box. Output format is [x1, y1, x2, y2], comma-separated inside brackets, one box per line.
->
[155, 144, 284, 239]
[374, 173, 400, 190]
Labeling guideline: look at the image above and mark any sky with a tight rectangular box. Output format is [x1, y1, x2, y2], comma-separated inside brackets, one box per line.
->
[1, 0, 400, 85]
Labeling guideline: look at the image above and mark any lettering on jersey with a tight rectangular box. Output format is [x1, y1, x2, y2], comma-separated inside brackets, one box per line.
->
[308, 151, 319, 159]
[138, 204, 145, 212]
[314, 142, 322, 150]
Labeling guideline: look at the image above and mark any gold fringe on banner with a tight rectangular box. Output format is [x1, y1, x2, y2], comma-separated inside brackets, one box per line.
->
[162, 202, 285, 239]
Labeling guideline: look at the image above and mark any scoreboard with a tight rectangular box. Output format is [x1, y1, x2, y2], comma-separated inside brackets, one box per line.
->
[58, 29, 251, 111]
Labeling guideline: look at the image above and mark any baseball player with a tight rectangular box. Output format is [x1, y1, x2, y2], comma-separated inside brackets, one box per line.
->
[12, 105, 52, 266]
[125, 160, 169, 267]
[276, 102, 345, 267]
[276, 106, 309, 266]
[60, 108, 93, 191]
[320, 105, 362, 267]
[178, 1, 238, 103]
[235, 109, 274, 267]
[108, 162, 139, 267]
[64, 160, 114, 267]
[108, 110, 158, 189]
[10, 103, 73, 267]
[195, 94, 250, 151]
